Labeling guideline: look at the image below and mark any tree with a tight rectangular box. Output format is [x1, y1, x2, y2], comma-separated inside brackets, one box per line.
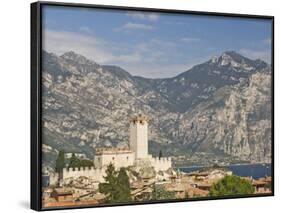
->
[99, 164, 132, 203]
[99, 163, 119, 202]
[158, 150, 163, 160]
[55, 150, 65, 173]
[68, 153, 94, 168]
[68, 153, 80, 168]
[152, 185, 176, 200]
[79, 159, 94, 167]
[209, 175, 254, 196]
[116, 168, 132, 202]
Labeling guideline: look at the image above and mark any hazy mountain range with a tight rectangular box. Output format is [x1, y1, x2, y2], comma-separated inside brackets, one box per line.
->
[41, 50, 272, 170]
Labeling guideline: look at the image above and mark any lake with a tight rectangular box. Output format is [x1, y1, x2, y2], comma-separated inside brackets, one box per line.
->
[179, 164, 272, 179]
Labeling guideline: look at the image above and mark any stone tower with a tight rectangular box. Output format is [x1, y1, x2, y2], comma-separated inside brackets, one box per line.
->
[129, 114, 149, 159]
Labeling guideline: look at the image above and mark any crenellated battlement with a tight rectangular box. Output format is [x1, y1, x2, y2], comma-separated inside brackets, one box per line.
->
[130, 114, 149, 124]
[62, 166, 105, 182]
[63, 166, 95, 172]
[151, 157, 172, 164]
[59, 113, 172, 184]
[150, 157, 172, 171]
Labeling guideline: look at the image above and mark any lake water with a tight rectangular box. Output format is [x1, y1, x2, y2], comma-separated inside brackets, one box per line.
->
[179, 164, 272, 179]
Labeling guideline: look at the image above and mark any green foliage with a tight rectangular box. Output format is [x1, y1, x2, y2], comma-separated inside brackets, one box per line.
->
[55, 150, 65, 173]
[116, 168, 132, 202]
[79, 159, 94, 167]
[152, 185, 176, 200]
[99, 164, 132, 203]
[68, 153, 93, 168]
[210, 175, 254, 196]
[68, 153, 80, 168]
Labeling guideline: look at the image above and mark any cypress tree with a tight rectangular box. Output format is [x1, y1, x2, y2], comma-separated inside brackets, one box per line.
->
[55, 150, 65, 173]
[159, 150, 163, 160]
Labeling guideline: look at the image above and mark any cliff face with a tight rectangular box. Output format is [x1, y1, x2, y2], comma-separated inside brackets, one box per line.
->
[177, 70, 272, 163]
[41, 50, 272, 169]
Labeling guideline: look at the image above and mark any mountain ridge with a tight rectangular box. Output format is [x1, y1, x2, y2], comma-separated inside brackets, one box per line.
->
[41, 50, 272, 170]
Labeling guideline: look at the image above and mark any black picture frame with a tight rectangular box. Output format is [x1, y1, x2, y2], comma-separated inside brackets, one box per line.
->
[31, 1, 274, 211]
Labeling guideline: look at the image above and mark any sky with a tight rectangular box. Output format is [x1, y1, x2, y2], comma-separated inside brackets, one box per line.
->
[42, 5, 272, 78]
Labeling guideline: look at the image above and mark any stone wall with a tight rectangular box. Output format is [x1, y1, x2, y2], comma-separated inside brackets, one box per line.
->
[150, 156, 172, 172]
[94, 152, 135, 169]
[62, 167, 105, 182]
[49, 173, 59, 186]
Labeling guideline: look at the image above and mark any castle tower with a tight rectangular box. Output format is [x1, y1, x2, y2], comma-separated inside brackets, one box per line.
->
[129, 114, 149, 159]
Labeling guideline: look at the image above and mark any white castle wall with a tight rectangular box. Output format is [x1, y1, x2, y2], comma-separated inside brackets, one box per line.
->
[61, 156, 171, 183]
[62, 167, 105, 182]
[49, 173, 59, 186]
[60, 114, 172, 182]
[94, 152, 135, 169]
[150, 157, 172, 172]
[130, 120, 148, 159]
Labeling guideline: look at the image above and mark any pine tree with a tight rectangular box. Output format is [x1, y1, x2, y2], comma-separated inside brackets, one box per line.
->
[98, 163, 119, 202]
[152, 185, 176, 200]
[68, 153, 94, 168]
[210, 175, 254, 196]
[68, 153, 79, 168]
[98, 164, 132, 203]
[116, 168, 131, 202]
[80, 159, 94, 167]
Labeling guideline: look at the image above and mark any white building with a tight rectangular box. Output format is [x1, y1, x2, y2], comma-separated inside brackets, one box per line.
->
[61, 114, 172, 182]
[94, 147, 135, 169]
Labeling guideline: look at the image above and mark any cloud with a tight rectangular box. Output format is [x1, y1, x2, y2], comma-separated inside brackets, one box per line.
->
[79, 26, 94, 34]
[42, 30, 116, 63]
[181, 37, 201, 43]
[43, 30, 150, 65]
[239, 48, 271, 63]
[126, 11, 159, 21]
[42, 30, 198, 78]
[115, 22, 154, 31]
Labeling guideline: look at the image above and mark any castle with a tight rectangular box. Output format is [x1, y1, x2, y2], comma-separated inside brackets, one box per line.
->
[61, 114, 172, 183]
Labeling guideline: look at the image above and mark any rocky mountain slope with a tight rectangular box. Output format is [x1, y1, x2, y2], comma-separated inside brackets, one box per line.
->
[41, 50, 272, 170]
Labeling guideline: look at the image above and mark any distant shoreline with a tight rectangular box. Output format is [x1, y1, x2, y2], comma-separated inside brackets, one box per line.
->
[177, 163, 271, 169]
[178, 163, 271, 179]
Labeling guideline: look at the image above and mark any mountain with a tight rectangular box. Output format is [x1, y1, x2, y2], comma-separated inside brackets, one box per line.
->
[151, 51, 268, 112]
[41, 50, 272, 170]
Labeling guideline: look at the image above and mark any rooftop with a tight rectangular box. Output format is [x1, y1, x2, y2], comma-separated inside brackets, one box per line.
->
[51, 188, 73, 196]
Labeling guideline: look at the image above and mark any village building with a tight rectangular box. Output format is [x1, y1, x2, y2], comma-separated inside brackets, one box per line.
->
[50, 188, 74, 202]
[253, 176, 272, 194]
